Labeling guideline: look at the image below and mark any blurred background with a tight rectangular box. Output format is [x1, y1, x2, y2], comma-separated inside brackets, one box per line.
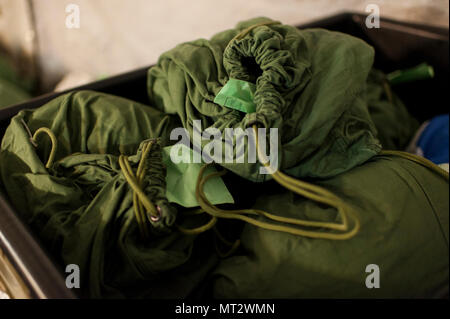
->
[0, 0, 449, 99]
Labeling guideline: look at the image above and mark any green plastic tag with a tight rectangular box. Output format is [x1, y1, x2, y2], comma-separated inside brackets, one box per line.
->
[162, 144, 234, 208]
[214, 78, 256, 113]
[387, 63, 434, 85]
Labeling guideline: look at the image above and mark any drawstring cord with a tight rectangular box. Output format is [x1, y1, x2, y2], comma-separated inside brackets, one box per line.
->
[189, 122, 361, 240]
[194, 162, 360, 240]
[118, 140, 161, 241]
[252, 125, 359, 234]
[29, 127, 58, 169]
[26, 125, 160, 241]
[176, 213, 217, 235]
[380, 150, 449, 181]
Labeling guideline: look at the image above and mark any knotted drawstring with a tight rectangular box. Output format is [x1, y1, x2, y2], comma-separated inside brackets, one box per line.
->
[25, 124, 234, 244]
[25, 124, 161, 241]
[118, 140, 161, 241]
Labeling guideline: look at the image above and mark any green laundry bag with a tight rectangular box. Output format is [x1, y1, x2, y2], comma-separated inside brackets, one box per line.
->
[211, 153, 449, 298]
[147, 17, 382, 182]
[0, 90, 223, 298]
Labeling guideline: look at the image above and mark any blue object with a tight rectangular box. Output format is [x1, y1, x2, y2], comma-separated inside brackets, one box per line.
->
[416, 114, 449, 164]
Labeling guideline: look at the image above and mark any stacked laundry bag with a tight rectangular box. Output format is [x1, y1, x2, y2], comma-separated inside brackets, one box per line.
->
[0, 18, 448, 298]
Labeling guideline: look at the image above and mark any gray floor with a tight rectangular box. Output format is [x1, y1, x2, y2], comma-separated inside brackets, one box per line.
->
[1, 0, 449, 91]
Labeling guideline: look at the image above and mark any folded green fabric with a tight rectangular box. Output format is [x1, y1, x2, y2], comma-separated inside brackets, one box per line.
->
[212, 154, 449, 298]
[148, 17, 382, 182]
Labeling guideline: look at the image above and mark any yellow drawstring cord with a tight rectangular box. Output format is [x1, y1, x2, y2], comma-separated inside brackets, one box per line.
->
[176, 207, 218, 235]
[176, 214, 217, 235]
[118, 140, 161, 241]
[31, 127, 58, 168]
[176, 207, 240, 257]
[29, 125, 162, 240]
[194, 162, 360, 240]
[380, 150, 449, 181]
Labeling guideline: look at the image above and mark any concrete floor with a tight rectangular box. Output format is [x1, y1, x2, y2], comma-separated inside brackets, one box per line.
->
[0, 0, 449, 91]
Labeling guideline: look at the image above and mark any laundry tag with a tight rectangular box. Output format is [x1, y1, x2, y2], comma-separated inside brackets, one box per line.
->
[214, 78, 256, 113]
[162, 144, 234, 208]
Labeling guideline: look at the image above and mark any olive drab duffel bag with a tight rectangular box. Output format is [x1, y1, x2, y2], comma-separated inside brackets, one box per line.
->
[0, 90, 232, 298]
